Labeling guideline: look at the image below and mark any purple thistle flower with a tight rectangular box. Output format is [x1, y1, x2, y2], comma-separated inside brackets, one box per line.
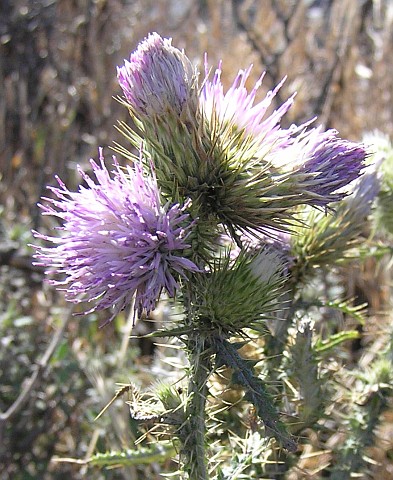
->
[33, 149, 199, 325]
[287, 127, 367, 205]
[117, 32, 196, 118]
[200, 60, 303, 153]
[201, 60, 367, 209]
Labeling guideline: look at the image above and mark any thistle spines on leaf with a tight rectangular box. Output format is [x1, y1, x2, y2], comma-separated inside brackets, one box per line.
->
[211, 335, 296, 452]
[86, 444, 176, 467]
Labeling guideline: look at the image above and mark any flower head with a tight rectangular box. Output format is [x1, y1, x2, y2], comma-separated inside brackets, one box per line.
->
[199, 60, 367, 224]
[191, 248, 287, 334]
[33, 149, 199, 324]
[117, 32, 196, 119]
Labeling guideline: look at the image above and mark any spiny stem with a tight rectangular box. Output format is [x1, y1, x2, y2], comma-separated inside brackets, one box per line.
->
[181, 333, 211, 480]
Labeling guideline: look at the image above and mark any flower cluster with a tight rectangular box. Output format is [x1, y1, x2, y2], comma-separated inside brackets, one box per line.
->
[33, 149, 198, 324]
[34, 32, 369, 327]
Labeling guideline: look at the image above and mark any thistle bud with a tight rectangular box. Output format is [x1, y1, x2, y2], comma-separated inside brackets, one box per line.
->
[291, 164, 381, 280]
[117, 32, 197, 121]
[191, 249, 287, 334]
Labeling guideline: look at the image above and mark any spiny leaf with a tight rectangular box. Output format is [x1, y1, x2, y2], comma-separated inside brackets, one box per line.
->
[288, 322, 326, 429]
[324, 299, 367, 325]
[297, 298, 367, 325]
[53, 444, 176, 467]
[330, 354, 393, 479]
[211, 336, 296, 452]
[314, 330, 360, 353]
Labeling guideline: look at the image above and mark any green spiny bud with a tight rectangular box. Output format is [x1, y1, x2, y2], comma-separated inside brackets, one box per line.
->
[190, 248, 287, 334]
[291, 165, 380, 282]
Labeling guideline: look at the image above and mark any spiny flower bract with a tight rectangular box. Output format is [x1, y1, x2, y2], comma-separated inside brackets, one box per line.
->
[190, 248, 287, 334]
[33, 149, 199, 324]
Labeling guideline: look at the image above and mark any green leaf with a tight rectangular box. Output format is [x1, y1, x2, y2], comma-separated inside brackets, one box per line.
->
[325, 299, 367, 325]
[211, 336, 297, 452]
[305, 298, 367, 325]
[56, 444, 176, 468]
[314, 330, 360, 353]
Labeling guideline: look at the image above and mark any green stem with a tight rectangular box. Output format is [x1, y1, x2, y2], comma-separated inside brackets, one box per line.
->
[181, 333, 211, 480]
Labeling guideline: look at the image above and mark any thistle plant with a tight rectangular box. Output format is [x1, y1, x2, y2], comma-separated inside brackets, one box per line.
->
[33, 33, 380, 479]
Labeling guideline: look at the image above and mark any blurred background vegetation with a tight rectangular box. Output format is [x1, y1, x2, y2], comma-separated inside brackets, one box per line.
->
[1, 0, 393, 478]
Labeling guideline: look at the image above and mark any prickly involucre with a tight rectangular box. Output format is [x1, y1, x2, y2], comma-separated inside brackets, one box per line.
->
[291, 164, 381, 280]
[190, 248, 287, 334]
